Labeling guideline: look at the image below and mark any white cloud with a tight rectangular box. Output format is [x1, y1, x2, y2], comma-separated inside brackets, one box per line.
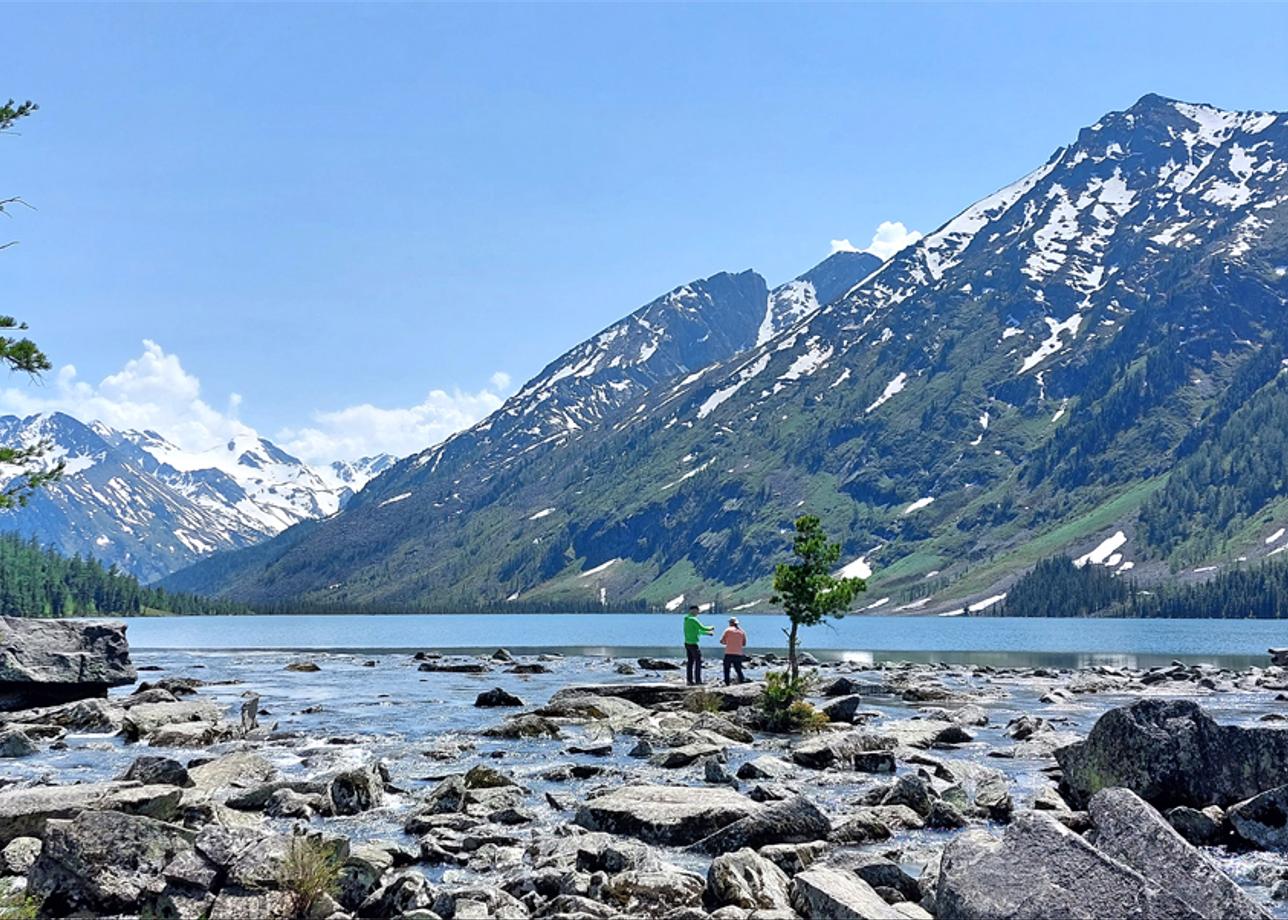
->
[0, 340, 254, 448]
[276, 385, 509, 464]
[864, 221, 923, 260]
[0, 339, 512, 465]
[831, 222, 923, 262]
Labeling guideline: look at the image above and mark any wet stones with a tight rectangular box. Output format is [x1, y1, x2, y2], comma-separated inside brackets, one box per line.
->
[706, 848, 792, 911]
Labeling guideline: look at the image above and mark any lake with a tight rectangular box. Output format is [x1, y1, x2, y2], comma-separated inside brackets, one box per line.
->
[115, 613, 1287, 670]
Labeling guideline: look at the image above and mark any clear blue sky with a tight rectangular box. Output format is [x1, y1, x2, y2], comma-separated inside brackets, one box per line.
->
[3, 3, 1286, 460]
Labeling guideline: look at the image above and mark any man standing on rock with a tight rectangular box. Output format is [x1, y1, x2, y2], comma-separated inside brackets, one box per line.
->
[683, 604, 715, 685]
[720, 617, 748, 685]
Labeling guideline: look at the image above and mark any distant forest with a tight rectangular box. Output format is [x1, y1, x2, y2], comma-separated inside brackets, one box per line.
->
[996, 554, 1288, 619]
[0, 533, 248, 617]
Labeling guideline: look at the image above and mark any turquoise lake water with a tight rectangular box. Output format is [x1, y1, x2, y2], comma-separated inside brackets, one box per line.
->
[114, 613, 1287, 669]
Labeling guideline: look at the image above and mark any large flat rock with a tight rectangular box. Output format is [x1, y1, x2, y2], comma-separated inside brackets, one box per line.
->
[574, 784, 760, 846]
[1089, 787, 1271, 920]
[0, 617, 135, 710]
[935, 812, 1201, 919]
[0, 781, 182, 846]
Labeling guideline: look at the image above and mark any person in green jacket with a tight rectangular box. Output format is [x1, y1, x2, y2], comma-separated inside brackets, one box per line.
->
[683, 604, 715, 685]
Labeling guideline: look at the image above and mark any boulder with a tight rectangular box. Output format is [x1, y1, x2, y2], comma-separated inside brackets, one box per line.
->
[481, 714, 562, 739]
[758, 840, 828, 876]
[601, 867, 705, 915]
[575, 784, 760, 846]
[120, 700, 226, 741]
[0, 781, 182, 845]
[28, 810, 195, 916]
[835, 853, 921, 903]
[0, 617, 135, 710]
[475, 688, 524, 708]
[1088, 787, 1270, 920]
[706, 848, 792, 911]
[821, 695, 867, 723]
[638, 657, 682, 671]
[881, 774, 935, 817]
[1055, 699, 1288, 808]
[691, 796, 830, 855]
[1, 697, 120, 732]
[651, 742, 724, 769]
[736, 756, 791, 781]
[1, 835, 40, 875]
[119, 755, 194, 788]
[1229, 784, 1288, 850]
[550, 683, 689, 708]
[326, 766, 385, 815]
[792, 730, 893, 770]
[358, 871, 437, 918]
[935, 812, 1200, 919]
[1165, 806, 1225, 847]
[791, 866, 904, 919]
[0, 728, 36, 758]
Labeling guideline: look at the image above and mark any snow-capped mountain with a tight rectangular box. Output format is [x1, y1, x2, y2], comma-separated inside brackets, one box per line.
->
[0, 413, 388, 581]
[168, 95, 1288, 613]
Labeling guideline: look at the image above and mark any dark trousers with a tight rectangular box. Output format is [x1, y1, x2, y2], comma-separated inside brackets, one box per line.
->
[723, 654, 745, 685]
[685, 643, 703, 685]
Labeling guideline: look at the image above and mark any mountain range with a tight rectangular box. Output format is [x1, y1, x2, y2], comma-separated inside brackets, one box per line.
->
[0, 413, 391, 582]
[69, 95, 1288, 612]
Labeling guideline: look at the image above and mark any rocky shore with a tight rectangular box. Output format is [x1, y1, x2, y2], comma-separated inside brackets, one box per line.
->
[0, 620, 1287, 918]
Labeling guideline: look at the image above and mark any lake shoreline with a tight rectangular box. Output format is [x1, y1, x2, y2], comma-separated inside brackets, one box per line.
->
[2, 630, 1288, 918]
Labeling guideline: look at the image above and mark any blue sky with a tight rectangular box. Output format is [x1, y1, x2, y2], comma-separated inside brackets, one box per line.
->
[2, 2, 1285, 461]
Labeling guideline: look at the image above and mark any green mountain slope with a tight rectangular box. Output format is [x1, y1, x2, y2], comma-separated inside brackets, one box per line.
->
[163, 95, 1288, 614]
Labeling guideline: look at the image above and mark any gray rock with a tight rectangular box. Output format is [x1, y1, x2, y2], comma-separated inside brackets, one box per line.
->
[1089, 787, 1271, 920]
[881, 774, 935, 817]
[0, 781, 182, 845]
[1, 835, 40, 875]
[821, 695, 867, 723]
[575, 784, 760, 846]
[326, 765, 384, 815]
[791, 866, 903, 919]
[691, 796, 830, 855]
[935, 812, 1201, 919]
[758, 840, 828, 876]
[475, 687, 524, 707]
[707, 848, 792, 911]
[638, 657, 682, 671]
[601, 867, 705, 915]
[926, 799, 968, 829]
[0, 728, 36, 757]
[830, 811, 893, 844]
[1165, 806, 1224, 846]
[1229, 784, 1288, 851]
[481, 714, 562, 739]
[834, 853, 921, 903]
[264, 788, 319, 819]
[651, 743, 724, 769]
[2, 697, 120, 731]
[358, 870, 437, 919]
[792, 730, 893, 770]
[119, 755, 194, 788]
[1055, 699, 1288, 809]
[120, 700, 226, 740]
[736, 756, 790, 780]
[854, 751, 897, 773]
[0, 616, 135, 710]
[28, 810, 195, 916]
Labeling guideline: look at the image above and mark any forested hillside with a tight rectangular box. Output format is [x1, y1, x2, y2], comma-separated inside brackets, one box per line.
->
[0, 533, 248, 617]
[163, 96, 1288, 616]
